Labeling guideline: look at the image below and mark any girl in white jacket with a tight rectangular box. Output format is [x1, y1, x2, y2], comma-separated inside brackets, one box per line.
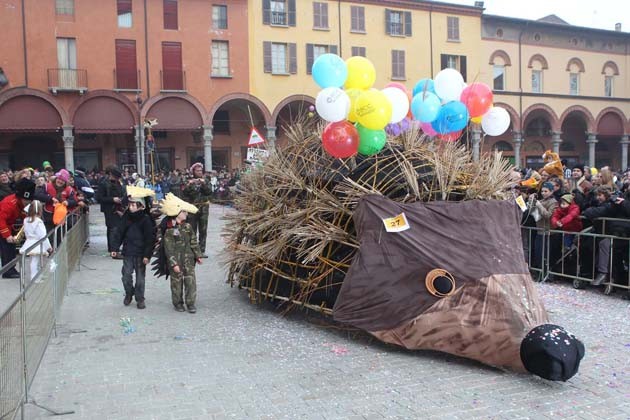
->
[19, 200, 52, 280]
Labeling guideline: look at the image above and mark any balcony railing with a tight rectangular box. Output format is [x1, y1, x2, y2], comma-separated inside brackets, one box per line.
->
[160, 69, 186, 92]
[47, 68, 87, 94]
[271, 11, 287, 25]
[113, 69, 141, 91]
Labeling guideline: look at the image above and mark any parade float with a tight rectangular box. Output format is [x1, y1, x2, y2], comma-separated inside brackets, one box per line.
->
[224, 54, 584, 381]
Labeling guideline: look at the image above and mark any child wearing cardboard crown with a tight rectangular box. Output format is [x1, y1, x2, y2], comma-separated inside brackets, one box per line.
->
[157, 193, 203, 313]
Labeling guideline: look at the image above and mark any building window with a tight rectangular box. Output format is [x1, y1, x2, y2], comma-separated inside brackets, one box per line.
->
[569, 73, 579, 95]
[212, 5, 227, 29]
[351, 46, 366, 57]
[604, 75, 613, 97]
[56, 0, 74, 16]
[163, 0, 178, 30]
[391, 50, 405, 80]
[271, 0, 286, 25]
[350, 5, 365, 32]
[161, 42, 183, 90]
[264, 41, 296, 74]
[447, 16, 459, 41]
[213, 110, 230, 134]
[306, 43, 337, 74]
[56, 38, 78, 89]
[441, 54, 467, 82]
[117, 0, 132, 28]
[313, 2, 328, 29]
[115, 39, 138, 89]
[493, 65, 505, 90]
[211, 41, 229, 77]
[531, 70, 542, 93]
[385, 9, 411, 37]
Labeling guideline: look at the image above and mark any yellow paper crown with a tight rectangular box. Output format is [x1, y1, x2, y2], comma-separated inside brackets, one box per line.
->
[159, 193, 198, 216]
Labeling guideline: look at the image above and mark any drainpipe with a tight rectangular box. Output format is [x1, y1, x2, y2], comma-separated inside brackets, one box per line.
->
[21, 0, 28, 86]
[337, 0, 342, 56]
[429, 6, 434, 77]
[517, 21, 529, 131]
[144, 0, 150, 96]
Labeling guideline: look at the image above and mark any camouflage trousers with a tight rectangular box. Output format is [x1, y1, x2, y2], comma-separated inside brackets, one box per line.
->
[188, 204, 209, 253]
[169, 259, 197, 307]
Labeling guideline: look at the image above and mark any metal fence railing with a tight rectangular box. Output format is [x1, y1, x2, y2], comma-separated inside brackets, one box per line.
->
[0, 212, 88, 420]
[522, 217, 630, 296]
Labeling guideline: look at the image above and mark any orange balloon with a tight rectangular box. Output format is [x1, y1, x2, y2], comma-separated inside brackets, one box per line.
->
[53, 203, 68, 225]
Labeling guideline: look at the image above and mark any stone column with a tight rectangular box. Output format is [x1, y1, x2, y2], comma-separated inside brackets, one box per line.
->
[135, 125, 143, 175]
[586, 133, 598, 168]
[62, 126, 75, 172]
[512, 131, 523, 168]
[551, 131, 562, 155]
[471, 128, 481, 162]
[620, 135, 629, 171]
[203, 125, 213, 171]
[266, 126, 277, 150]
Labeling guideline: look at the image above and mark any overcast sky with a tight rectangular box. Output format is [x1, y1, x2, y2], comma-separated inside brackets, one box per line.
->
[442, 0, 630, 32]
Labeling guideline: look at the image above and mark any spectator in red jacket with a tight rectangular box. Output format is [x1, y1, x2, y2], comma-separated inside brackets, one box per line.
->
[551, 194, 583, 248]
[0, 178, 36, 278]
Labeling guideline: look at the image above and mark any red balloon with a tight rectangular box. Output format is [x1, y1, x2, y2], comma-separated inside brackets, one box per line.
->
[322, 121, 359, 158]
[460, 83, 493, 118]
[438, 130, 462, 142]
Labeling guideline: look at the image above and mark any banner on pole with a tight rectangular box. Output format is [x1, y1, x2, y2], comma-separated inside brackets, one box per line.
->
[248, 127, 266, 146]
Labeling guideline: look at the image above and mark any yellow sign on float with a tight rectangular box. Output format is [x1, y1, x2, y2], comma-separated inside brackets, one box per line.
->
[382, 212, 410, 233]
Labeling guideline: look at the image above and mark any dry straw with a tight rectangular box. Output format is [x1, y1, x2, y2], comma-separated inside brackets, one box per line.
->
[223, 115, 513, 315]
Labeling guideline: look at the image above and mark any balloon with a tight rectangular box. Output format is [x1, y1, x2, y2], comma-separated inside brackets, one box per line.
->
[434, 68, 465, 102]
[390, 124, 402, 136]
[308, 105, 315, 112]
[400, 118, 411, 132]
[481, 106, 511, 136]
[308, 112, 314, 118]
[470, 115, 483, 124]
[420, 122, 437, 136]
[356, 123, 387, 156]
[385, 82, 408, 93]
[460, 83, 493, 118]
[315, 87, 350, 123]
[431, 101, 469, 135]
[53, 203, 68, 225]
[345, 88, 362, 123]
[410, 92, 441, 123]
[438, 130, 463, 142]
[322, 121, 359, 158]
[382, 87, 410, 124]
[312, 53, 348, 88]
[413, 78, 436, 97]
[344, 56, 376, 90]
[354, 89, 392, 130]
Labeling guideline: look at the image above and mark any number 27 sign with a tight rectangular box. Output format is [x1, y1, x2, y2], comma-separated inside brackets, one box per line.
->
[382, 212, 410, 233]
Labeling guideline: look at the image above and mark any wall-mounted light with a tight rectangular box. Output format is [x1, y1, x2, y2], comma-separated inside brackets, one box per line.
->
[0, 68, 8, 88]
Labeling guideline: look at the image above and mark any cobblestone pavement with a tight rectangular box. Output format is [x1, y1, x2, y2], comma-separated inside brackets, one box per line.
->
[24, 205, 630, 420]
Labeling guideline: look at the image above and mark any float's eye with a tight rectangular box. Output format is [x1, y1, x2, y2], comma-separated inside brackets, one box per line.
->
[425, 269, 456, 298]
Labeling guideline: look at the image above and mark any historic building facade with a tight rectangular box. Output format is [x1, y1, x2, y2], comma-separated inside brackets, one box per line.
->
[1, 0, 628, 172]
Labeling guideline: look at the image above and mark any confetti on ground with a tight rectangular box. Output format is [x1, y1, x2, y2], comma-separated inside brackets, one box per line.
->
[331, 345, 348, 355]
[119, 317, 135, 334]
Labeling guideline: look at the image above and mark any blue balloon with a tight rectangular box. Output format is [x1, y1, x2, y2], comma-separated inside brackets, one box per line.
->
[431, 101, 469, 134]
[312, 54, 348, 88]
[411, 92, 441, 123]
[412, 78, 436, 97]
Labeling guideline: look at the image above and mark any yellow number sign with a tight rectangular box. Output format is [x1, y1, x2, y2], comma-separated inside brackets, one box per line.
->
[382, 212, 410, 233]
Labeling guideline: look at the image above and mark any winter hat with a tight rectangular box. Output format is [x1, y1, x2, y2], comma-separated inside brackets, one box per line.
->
[42, 161, 53, 171]
[190, 162, 204, 173]
[541, 181, 554, 191]
[55, 169, 70, 184]
[560, 194, 574, 204]
[520, 324, 585, 381]
[15, 178, 36, 200]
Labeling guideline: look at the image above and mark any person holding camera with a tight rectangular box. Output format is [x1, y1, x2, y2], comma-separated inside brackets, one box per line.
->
[583, 186, 630, 286]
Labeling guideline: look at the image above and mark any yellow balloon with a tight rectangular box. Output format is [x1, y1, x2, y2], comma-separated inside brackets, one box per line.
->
[355, 89, 392, 130]
[346, 88, 362, 122]
[344, 57, 376, 90]
[471, 116, 482, 124]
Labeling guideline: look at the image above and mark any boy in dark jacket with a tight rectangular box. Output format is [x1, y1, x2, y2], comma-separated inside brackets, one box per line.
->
[112, 195, 155, 309]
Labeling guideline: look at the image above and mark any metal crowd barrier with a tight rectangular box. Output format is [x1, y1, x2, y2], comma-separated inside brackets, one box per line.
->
[522, 217, 630, 296]
[0, 211, 89, 420]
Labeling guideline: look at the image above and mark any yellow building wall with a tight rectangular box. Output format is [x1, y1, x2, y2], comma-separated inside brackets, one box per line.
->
[249, 0, 483, 119]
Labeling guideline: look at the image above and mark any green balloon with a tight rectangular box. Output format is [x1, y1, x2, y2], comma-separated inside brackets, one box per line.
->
[356, 123, 387, 156]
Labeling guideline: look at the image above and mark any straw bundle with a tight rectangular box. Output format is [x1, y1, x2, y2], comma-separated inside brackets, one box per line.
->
[223, 118, 514, 315]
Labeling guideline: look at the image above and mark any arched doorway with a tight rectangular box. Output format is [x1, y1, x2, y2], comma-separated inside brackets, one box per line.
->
[560, 109, 592, 169]
[596, 109, 625, 170]
[271, 95, 316, 148]
[522, 105, 558, 169]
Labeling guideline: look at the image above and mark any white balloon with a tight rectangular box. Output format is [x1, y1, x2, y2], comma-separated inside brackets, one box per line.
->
[481, 106, 511, 136]
[434, 68, 465, 102]
[315, 87, 351, 123]
[381, 87, 410, 124]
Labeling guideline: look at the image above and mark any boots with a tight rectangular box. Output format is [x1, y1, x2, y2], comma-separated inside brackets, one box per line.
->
[123, 294, 133, 306]
[592, 272, 607, 286]
[136, 300, 146, 309]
